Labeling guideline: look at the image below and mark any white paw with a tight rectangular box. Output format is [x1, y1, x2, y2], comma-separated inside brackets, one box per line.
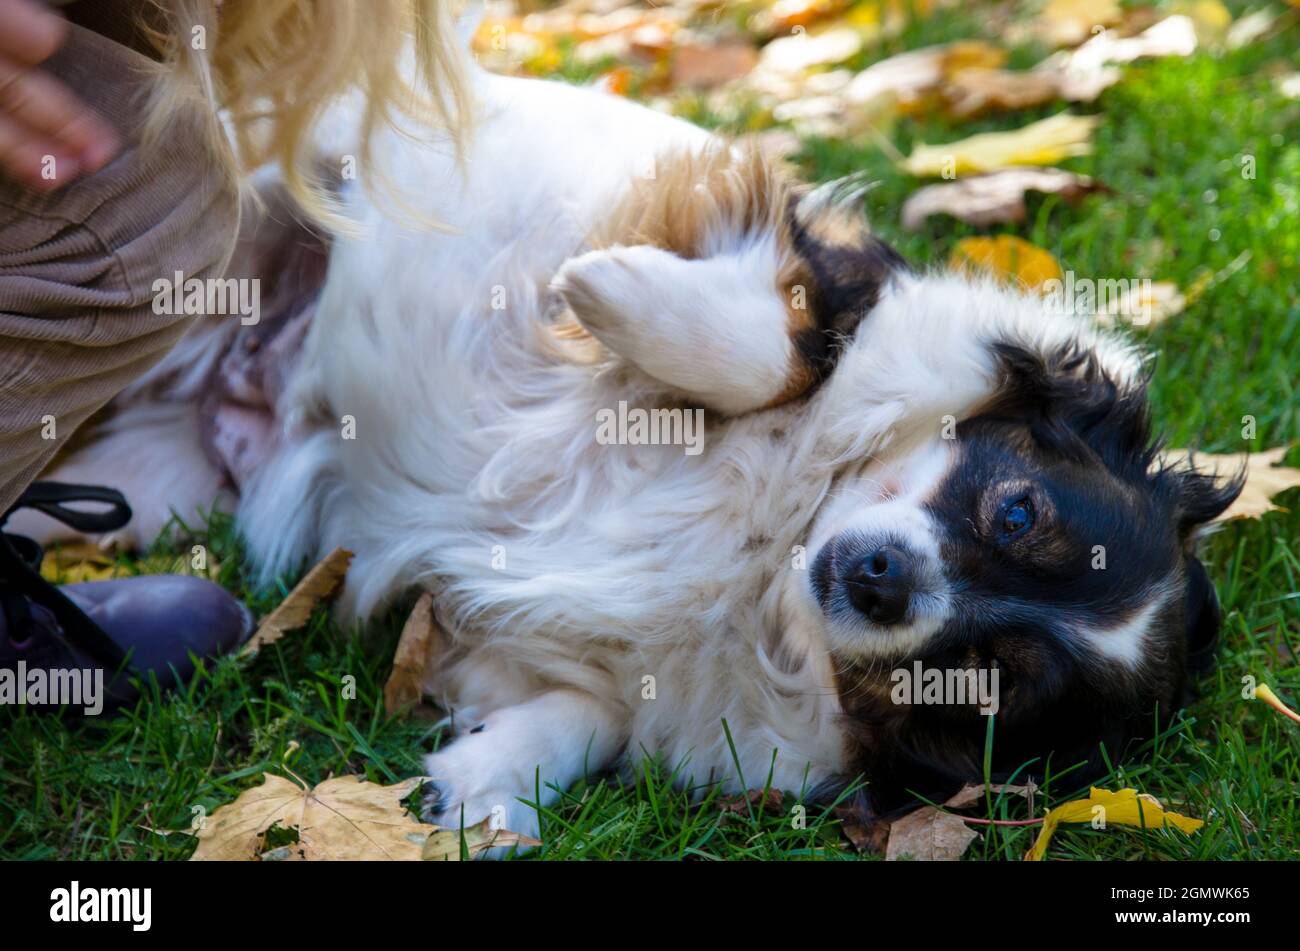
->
[421, 732, 541, 857]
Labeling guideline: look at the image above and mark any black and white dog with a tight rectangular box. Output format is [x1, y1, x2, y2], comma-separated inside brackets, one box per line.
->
[27, 63, 1239, 838]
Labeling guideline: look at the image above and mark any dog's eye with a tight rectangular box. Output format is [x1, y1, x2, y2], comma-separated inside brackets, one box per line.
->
[1000, 497, 1034, 537]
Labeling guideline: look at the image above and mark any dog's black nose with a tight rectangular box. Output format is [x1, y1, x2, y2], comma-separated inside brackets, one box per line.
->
[845, 545, 914, 625]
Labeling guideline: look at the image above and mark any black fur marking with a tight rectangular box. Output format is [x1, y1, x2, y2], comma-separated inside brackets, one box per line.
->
[834, 342, 1244, 812]
[787, 209, 909, 387]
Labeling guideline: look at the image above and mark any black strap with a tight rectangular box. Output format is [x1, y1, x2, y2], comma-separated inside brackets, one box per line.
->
[2, 481, 132, 534]
[0, 482, 133, 670]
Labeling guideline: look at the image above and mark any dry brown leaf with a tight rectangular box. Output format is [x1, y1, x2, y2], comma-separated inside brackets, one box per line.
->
[671, 40, 759, 89]
[422, 816, 542, 860]
[191, 773, 434, 861]
[719, 788, 785, 817]
[901, 167, 1103, 230]
[943, 16, 1197, 116]
[949, 235, 1063, 290]
[844, 41, 1004, 112]
[900, 112, 1100, 177]
[1165, 446, 1300, 522]
[942, 66, 1064, 117]
[943, 781, 1038, 810]
[383, 591, 450, 716]
[885, 806, 978, 860]
[835, 803, 891, 854]
[241, 547, 353, 656]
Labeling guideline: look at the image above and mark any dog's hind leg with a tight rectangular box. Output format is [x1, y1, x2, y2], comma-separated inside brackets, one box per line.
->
[552, 244, 808, 416]
[421, 688, 626, 854]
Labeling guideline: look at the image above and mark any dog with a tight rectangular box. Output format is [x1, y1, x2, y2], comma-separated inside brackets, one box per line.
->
[24, 59, 1241, 841]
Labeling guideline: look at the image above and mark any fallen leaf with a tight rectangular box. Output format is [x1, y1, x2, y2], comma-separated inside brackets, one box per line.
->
[941, 66, 1066, 117]
[758, 25, 864, 75]
[901, 167, 1103, 230]
[899, 112, 1101, 177]
[671, 40, 760, 89]
[40, 542, 117, 584]
[384, 591, 450, 716]
[241, 547, 353, 656]
[1171, 0, 1232, 44]
[719, 788, 785, 816]
[1092, 280, 1185, 328]
[1026, 787, 1203, 861]
[834, 802, 891, 854]
[844, 41, 1005, 112]
[191, 773, 434, 861]
[760, 0, 854, 35]
[1227, 9, 1279, 50]
[1163, 446, 1300, 522]
[1254, 682, 1300, 725]
[942, 781, 1037, 810]
[943, 16, 1198, 116]
[1036, 0, 1122, 48]
[1043, 15, 1198, 102]
[885, 806, 979, 860]
[949, 235, 1063, 290]
[422, 816, 542, 860]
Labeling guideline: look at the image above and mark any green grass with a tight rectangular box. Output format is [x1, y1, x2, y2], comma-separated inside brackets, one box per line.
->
[2, 3, 1299, 861]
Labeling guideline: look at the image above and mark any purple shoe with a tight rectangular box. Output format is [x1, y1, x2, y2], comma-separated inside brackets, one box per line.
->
[0, 482, 254, 717]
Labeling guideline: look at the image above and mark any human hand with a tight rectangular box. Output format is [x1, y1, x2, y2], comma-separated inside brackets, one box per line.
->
[0, 0, 120, 189]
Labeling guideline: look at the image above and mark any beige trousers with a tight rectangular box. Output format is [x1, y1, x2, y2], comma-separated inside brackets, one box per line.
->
[0, 25, 239, 513]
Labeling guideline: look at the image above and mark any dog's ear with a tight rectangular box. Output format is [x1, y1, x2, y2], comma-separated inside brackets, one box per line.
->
[1183, 555, 1222, 679]
[551, 245, 803, 415]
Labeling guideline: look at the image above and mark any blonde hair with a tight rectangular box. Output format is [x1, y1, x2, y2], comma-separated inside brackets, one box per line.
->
[140, 0, 470, 225]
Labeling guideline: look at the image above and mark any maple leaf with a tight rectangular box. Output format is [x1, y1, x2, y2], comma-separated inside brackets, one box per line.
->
[1163, 446, 1300, 522]
[191, 773, 435, 861]
[422, 817, 542, 860]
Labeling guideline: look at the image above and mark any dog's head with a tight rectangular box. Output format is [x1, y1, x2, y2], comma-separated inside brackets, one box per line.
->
[801, 278, 1242, 808]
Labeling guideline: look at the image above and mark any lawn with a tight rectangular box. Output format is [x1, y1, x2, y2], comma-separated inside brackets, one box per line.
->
[2, 0, 1298, 860]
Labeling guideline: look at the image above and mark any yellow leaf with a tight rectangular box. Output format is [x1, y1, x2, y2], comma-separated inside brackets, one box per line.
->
[383, 591, 450, 716]
[241, 547, 353, 656]
[949, 235, 1063, 290]
[40, 542, 118, 584]
[1037, 0, 1123, 48]
[191, 773, 435, 861]
[1162, 445, 1300, 522]
[422, 816, 542, 861]
[1026, 787, 1203, 860]
[1171, 0, 1232, 42]
[1254, 683, 1300, 725]
[900, 112, 1100, 177]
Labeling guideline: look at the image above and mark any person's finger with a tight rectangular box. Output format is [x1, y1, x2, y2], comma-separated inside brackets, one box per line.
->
[0, 0, 68, 66]
[0, 108, 80, 188]
[0, 53, 118, 172]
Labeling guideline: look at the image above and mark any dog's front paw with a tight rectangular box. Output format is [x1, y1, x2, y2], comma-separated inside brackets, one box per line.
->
[421, 741, 541, 858]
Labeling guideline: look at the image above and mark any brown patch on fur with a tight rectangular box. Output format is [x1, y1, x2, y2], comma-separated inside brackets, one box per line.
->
[554, 144, 838, 406]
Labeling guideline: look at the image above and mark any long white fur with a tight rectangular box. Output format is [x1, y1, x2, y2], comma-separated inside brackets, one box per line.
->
[40, 66, 1144, 839]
